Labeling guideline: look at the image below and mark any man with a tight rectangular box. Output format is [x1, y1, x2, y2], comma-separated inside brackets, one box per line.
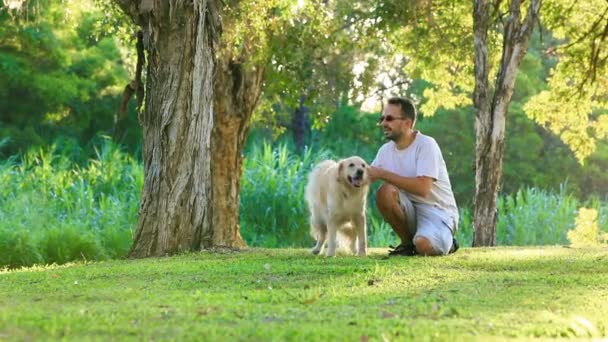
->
[369, 97, 459, 256]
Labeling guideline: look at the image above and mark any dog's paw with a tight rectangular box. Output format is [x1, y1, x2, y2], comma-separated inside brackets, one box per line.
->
[311, 248, 321, 255]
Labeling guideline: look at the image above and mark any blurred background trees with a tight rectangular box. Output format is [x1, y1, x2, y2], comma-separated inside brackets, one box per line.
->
[0, 0, 139, 159]
[0, 0, 607, 265]
[3, 0, 606, 202]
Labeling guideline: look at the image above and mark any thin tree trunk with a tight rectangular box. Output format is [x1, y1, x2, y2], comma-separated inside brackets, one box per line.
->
[472, 0, 541, 247]
[114, 0, 263, 257]
[211, 59, 264, 248]
[292, 94, 310, 154]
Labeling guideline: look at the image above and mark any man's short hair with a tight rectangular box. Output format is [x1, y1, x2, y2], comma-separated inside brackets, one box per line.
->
[387, 97, 417, 123]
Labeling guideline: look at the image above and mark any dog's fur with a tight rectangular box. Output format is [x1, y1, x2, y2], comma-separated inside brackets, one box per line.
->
[305, 156, 370, 257]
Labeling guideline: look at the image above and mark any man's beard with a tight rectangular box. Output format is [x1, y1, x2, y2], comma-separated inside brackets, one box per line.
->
[384, 130, 401, 142]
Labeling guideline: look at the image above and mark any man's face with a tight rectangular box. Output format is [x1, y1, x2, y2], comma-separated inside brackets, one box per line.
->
[379, 104, 411, 141]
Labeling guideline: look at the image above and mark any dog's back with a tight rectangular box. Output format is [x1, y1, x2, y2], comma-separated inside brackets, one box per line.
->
[305, 160, 335, 230]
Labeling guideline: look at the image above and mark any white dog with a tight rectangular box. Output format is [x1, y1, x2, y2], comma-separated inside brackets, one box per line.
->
[305, 156, 370, 257]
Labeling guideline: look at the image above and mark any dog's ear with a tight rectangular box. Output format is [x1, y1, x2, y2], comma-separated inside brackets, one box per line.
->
[337, 161, 343, 181]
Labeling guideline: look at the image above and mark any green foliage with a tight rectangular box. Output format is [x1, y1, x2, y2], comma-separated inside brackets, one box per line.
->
[0, 0, 139, 157]
[251, 0, 405, 138]
[2, 139, 608, 267]
[0, 229, 44, 268]
[2, 248, 608, 340]
[526, 0, 608, 162]
[0, 139, 141, 268]
[313, 105, 382, 162]
[453, 187, 608, 247]
[496, 187, 578, 246]
[568, 208, 601, 247]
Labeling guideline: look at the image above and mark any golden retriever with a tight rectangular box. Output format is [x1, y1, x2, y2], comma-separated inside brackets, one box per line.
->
[305, 156, 370, 257]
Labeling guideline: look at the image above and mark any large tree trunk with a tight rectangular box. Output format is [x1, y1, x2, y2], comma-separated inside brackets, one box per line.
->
[472, 0, 540, 247]
[116, 1, 263, 257]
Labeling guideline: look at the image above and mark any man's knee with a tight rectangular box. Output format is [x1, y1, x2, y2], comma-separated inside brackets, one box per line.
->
[375, 184, 399, 213]
[414, 236, 441, 256]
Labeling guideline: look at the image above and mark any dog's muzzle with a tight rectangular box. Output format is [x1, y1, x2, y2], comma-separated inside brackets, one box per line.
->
[348, 169, 365, 188]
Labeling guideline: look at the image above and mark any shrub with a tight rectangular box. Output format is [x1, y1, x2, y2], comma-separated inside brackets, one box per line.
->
[0, 139, 141, 268]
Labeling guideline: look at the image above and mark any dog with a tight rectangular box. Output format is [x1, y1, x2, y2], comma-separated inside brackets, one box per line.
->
[305, 156, 370, 257]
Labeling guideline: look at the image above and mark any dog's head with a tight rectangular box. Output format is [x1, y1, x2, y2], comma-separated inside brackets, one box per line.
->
[338, 156, 370, 189]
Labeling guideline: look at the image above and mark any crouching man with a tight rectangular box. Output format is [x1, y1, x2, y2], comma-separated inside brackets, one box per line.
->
[369, 97, 459, 256]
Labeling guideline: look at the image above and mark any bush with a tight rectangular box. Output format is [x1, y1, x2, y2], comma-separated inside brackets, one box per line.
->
[457, 187, 608, 247]
[0, 139, 141, 269]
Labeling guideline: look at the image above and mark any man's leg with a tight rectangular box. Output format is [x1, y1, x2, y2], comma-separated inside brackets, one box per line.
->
[375, 184, 415, 248]
[413, 236, 443, 256]
[413, 207, 454, 256]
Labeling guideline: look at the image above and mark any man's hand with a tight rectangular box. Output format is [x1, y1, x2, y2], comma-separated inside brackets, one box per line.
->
[368, 166, 385, 182]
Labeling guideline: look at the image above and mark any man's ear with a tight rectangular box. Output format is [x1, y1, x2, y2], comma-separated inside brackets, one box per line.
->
[407, 118, 416, 129]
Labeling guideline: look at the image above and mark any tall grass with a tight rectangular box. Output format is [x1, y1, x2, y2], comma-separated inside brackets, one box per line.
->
[239, 143, 331, 247]
[1, 141, 607, 268]
[0, 139, 142, 268]
[457, 186, 607, 247]
[240, 144, 608, 249]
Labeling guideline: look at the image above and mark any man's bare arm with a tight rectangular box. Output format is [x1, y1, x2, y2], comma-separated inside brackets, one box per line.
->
[369, 166, 433, 197]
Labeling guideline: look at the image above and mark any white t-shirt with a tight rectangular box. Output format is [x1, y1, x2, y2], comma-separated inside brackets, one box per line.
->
[372, 132, 459, 228]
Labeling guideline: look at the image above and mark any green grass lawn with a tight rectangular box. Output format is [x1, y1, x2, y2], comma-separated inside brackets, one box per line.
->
[1, 247, 607, 341]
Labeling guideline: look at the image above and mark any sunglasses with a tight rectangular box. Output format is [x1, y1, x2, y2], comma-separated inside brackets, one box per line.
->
[378, 115, 407, 123]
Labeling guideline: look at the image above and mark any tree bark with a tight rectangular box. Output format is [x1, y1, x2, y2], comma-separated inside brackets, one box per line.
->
[472, 0, 540, 247]
[291, 94, 310, 154]
[114, 0, 263, 257]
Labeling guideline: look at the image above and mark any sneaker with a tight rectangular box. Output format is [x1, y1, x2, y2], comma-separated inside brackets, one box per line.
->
[388, 243, 416, 256]
[449, 237, 459, 254]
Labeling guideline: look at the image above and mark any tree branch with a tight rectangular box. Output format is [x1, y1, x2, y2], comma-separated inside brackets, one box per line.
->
[473, 0, 492, 120]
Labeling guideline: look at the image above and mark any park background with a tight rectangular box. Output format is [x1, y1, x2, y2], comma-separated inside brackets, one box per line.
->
[1, 0, 607, 269]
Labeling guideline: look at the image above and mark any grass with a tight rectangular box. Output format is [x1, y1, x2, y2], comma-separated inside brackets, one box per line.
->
[1, 247, 607, 341]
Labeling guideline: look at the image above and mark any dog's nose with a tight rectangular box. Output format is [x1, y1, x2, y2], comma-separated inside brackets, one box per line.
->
[356, 169, 364, 177]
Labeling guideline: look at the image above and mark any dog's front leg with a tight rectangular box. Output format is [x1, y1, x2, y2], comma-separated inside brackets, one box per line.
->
[326, 219, 339, 257]
[353, 214, 367, 256]
[311, 227, 326, 255]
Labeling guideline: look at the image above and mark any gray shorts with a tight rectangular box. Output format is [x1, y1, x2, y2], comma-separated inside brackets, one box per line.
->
[398, 192, 455, 255]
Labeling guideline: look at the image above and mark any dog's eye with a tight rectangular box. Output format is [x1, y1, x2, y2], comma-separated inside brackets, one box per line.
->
[349, 163, 355, 167]
[361, 163, 366, 168]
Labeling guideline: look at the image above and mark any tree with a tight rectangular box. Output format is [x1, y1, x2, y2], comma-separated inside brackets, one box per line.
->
[4, 0, 392, 257]
[0, 1, 134, 157]
[471, 0, 608, 246]
[108, 0, 272, 256]
[113, 0, 606, 252]
[385, 0, 607, 247]
[524, 0, 608, 162]
[112, 0, 368, 256]
[471, 0, 541, 246]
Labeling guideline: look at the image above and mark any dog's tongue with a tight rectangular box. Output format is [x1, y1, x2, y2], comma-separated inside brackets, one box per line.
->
[348, 176, 362, 188]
